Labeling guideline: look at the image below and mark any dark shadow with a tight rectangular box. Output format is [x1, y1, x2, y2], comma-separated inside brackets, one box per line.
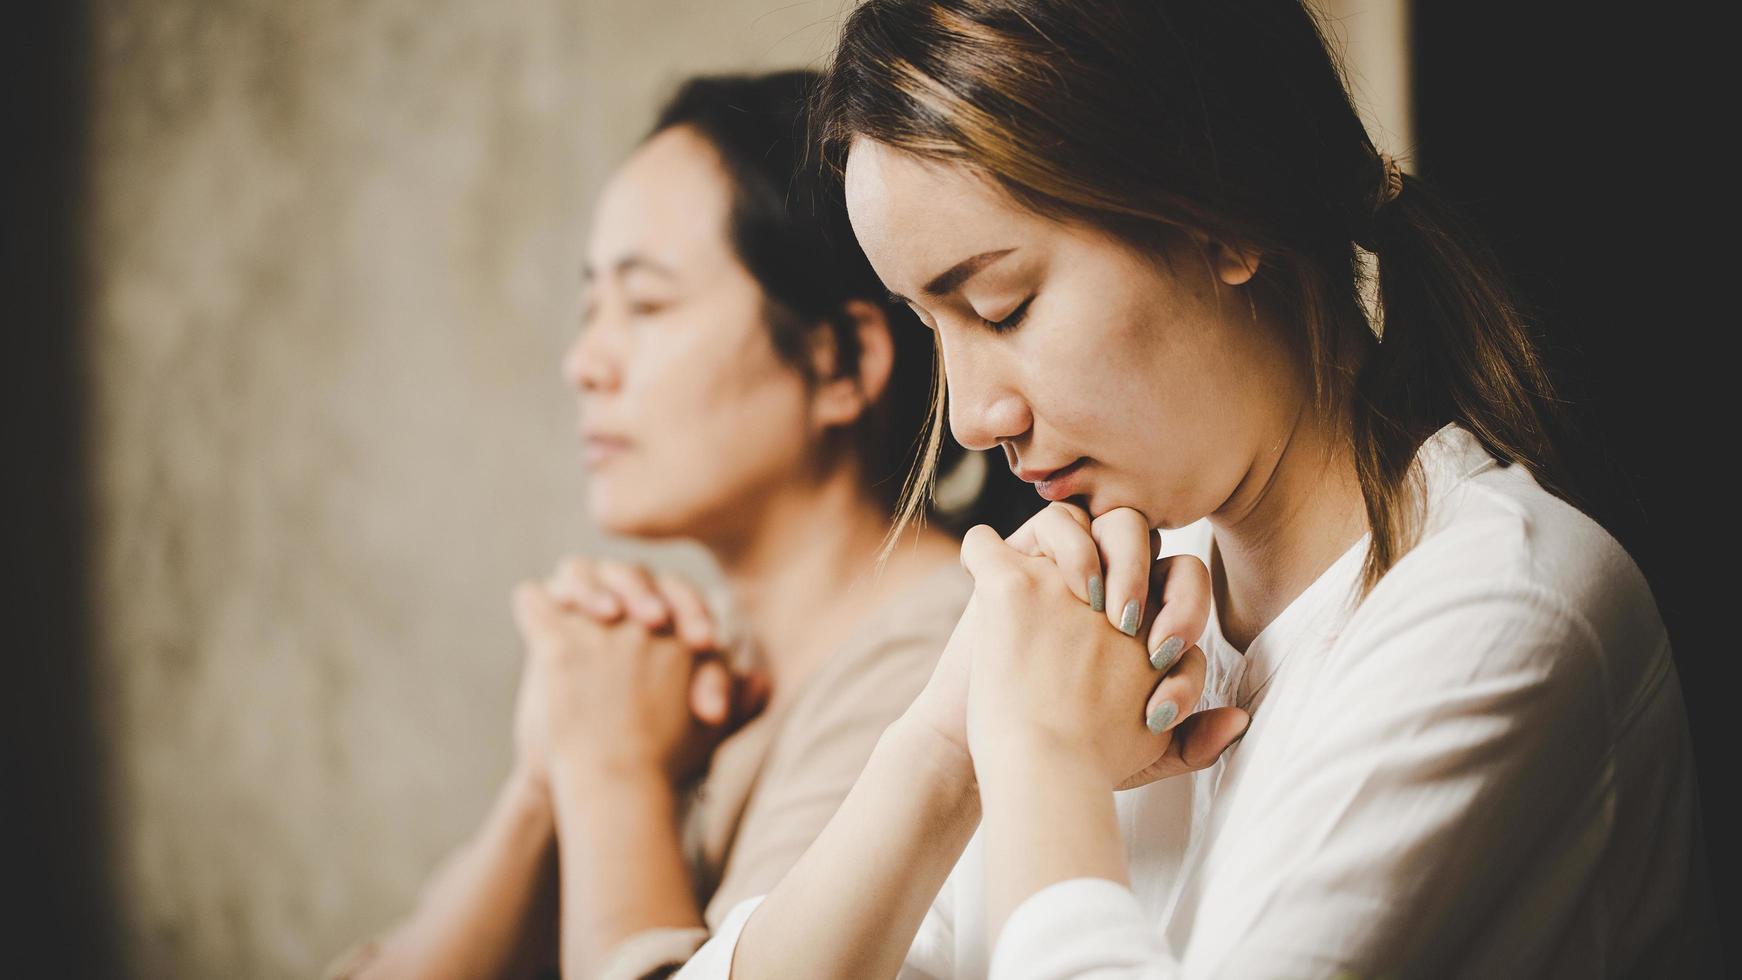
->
[1413, 2, 1728, 972]
[1, 2, 123, 976]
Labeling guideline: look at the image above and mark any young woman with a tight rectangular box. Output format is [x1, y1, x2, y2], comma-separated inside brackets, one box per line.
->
[671, 2, 1711, 977]
[326, 72, 1034, 980]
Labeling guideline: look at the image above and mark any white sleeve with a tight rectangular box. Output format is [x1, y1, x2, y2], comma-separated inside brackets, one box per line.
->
[670, 895, 762, 979]
[991, 877, 1175, 979]
[671, 873, 958, 980]
[990, 585, 1610, 979]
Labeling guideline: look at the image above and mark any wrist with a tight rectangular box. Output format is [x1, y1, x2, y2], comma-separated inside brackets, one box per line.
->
[547, 729, 668, 786]
[884, 715, 981, 810]
[972, 727, 1099, 798]
[506, 762, 554, 812]
[548, 752, 678, 811]
[477, 765, 557, 858]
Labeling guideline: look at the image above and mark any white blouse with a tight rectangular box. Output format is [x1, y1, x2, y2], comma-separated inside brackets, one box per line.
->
[676, 423, 1709, 978]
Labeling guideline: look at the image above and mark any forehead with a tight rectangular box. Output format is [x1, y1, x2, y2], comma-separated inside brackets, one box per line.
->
[843, 138, 1037, 290]
[589, 125, 733, 269]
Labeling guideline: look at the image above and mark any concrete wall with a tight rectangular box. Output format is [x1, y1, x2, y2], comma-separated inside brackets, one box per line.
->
[83, 2, 853, 976]
[79, 2, 1403, 976]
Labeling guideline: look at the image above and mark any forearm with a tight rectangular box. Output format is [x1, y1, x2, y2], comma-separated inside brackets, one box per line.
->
[730, 719, 982, 980]
[977, 736, 1127, 951]
[358, 770, 559, 980]
[550, 760, 703, 980]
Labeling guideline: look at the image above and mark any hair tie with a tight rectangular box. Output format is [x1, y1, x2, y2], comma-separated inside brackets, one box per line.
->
[1375, 152, 1404, 212]
[1355, 153, 1404, 343]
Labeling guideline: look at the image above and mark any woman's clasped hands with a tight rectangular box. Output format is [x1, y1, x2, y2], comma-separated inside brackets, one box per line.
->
[941, 502, 1250, 792]
[508, 558, 770, 797]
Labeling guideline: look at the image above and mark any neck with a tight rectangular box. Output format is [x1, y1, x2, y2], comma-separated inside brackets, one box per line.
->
[703, 465, 953, 696]
[1208, 401, 1368, 651]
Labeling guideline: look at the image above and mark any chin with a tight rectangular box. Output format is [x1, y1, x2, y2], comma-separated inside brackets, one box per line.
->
[1081, 489, 1174, 529]
[587, 484, 710, 540]
[587, 485, 657, 537]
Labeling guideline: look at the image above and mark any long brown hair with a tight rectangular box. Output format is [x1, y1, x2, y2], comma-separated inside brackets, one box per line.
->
[817, 0, 1573, 591]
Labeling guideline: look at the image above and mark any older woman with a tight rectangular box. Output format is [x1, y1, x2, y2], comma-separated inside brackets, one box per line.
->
[329, 71, 1033, 980]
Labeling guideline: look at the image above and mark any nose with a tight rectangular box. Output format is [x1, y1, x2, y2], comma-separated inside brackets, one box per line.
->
[562, 317, 619, 394]
[939, 334, 1030, 452]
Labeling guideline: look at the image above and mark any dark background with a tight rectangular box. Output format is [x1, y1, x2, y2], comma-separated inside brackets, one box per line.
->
[1414, 2, 1730, 962]
[5, 2, 1728, 974]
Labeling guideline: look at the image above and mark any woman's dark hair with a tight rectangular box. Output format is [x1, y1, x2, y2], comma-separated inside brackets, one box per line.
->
[651, 70, 1038, 537]
[816, 0, 1576, 592]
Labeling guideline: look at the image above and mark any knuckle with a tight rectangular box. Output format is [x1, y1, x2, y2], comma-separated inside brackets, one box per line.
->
[981, 562, 1031, 594]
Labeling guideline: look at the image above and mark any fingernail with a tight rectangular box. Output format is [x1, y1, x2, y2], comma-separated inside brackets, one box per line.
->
[1118, 599, 1140, 636]
[1088, 575, 1105, 612]
[1149, 635, 1185, 672]
[1146, 700, 1178, 734]
[1230, 715, 1253, 747]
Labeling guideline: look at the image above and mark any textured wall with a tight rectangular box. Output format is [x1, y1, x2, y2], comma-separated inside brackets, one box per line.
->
[83, 2, 852, 976]
[80, 2, 1402, 977]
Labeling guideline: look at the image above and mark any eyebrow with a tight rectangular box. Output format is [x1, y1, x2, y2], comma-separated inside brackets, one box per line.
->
[886, 248, 1017, 305]
[581, 254, 679, 283]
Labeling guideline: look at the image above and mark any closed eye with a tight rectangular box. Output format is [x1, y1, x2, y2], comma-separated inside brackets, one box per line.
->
[983, 295, 1034, 333]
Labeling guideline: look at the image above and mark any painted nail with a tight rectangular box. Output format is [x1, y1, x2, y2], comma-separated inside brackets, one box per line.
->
[1146, 699, 1179, 734]
[1149, 635, 1185, 672]
[1118, 599, 1140, 637]
[1088, 575, 1105, 613]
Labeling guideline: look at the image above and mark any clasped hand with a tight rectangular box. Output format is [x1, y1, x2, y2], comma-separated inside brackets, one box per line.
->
[509, 558, 768, 795]
[920, 502, 1249, 791]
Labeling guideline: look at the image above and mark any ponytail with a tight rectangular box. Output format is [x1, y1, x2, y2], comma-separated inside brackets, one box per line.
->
[1350, 169, 1573, 591]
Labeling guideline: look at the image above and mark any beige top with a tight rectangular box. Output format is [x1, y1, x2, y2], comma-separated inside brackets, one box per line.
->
[326, 559, 970, 980]
[601, 560, 971, 979]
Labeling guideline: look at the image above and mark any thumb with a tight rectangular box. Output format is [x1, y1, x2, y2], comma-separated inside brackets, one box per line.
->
[959, 523, 1020, 582]
[511, 582, 562, 642]
[1115, 706, 1250, 791]
[689, 658, 732, 727]
[1174, 706, 1251, 770]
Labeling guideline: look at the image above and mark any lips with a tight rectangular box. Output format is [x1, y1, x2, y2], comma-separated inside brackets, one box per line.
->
[1019, 457, 1089, 502]
[581, 432, 632, 467]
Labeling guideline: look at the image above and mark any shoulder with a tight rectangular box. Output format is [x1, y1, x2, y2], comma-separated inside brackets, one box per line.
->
[774, 559, 969, 747]
[1417, 426, 1659, 634]
[1384, 426, 1664, 659]
[1336, 426, 1670, 736]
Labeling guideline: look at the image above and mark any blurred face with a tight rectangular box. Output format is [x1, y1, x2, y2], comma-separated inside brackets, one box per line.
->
[843, 139, 1310, 528]
[566, 126, 817, 538]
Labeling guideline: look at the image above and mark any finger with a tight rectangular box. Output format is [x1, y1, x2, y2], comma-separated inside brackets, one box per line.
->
[1142, 643, 1208, 735]
[1090, 507, 1152, 636]
[959, 523, 1027, 584]
[1003, 502, 1101, 607]
[1144, 554, 1211, 672]
[548, 557, 625, 621]
[1115, 706, 1250, 790]
[688, 657, 732, 726]
[1170, 706, 1251, 770]
[510, 581, 562, 642]
[594, 561, 671, 629]
[655, 571, 716, 649]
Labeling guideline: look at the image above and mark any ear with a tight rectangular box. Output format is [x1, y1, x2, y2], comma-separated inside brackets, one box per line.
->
[809, 298, 896, 430]
[1211, 239, 1263, 286]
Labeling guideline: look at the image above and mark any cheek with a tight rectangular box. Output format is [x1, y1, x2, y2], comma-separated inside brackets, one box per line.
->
[590, 318, 815, 531]
[1039, 267, 1274, 522]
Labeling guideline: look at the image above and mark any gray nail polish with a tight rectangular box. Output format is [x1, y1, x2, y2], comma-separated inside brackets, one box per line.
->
[1118, 599, 1140, 636]
[1146, 700, 1178, 734]
[1088, 575, 1105, 613]
[1149, 635, 1185, 672]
